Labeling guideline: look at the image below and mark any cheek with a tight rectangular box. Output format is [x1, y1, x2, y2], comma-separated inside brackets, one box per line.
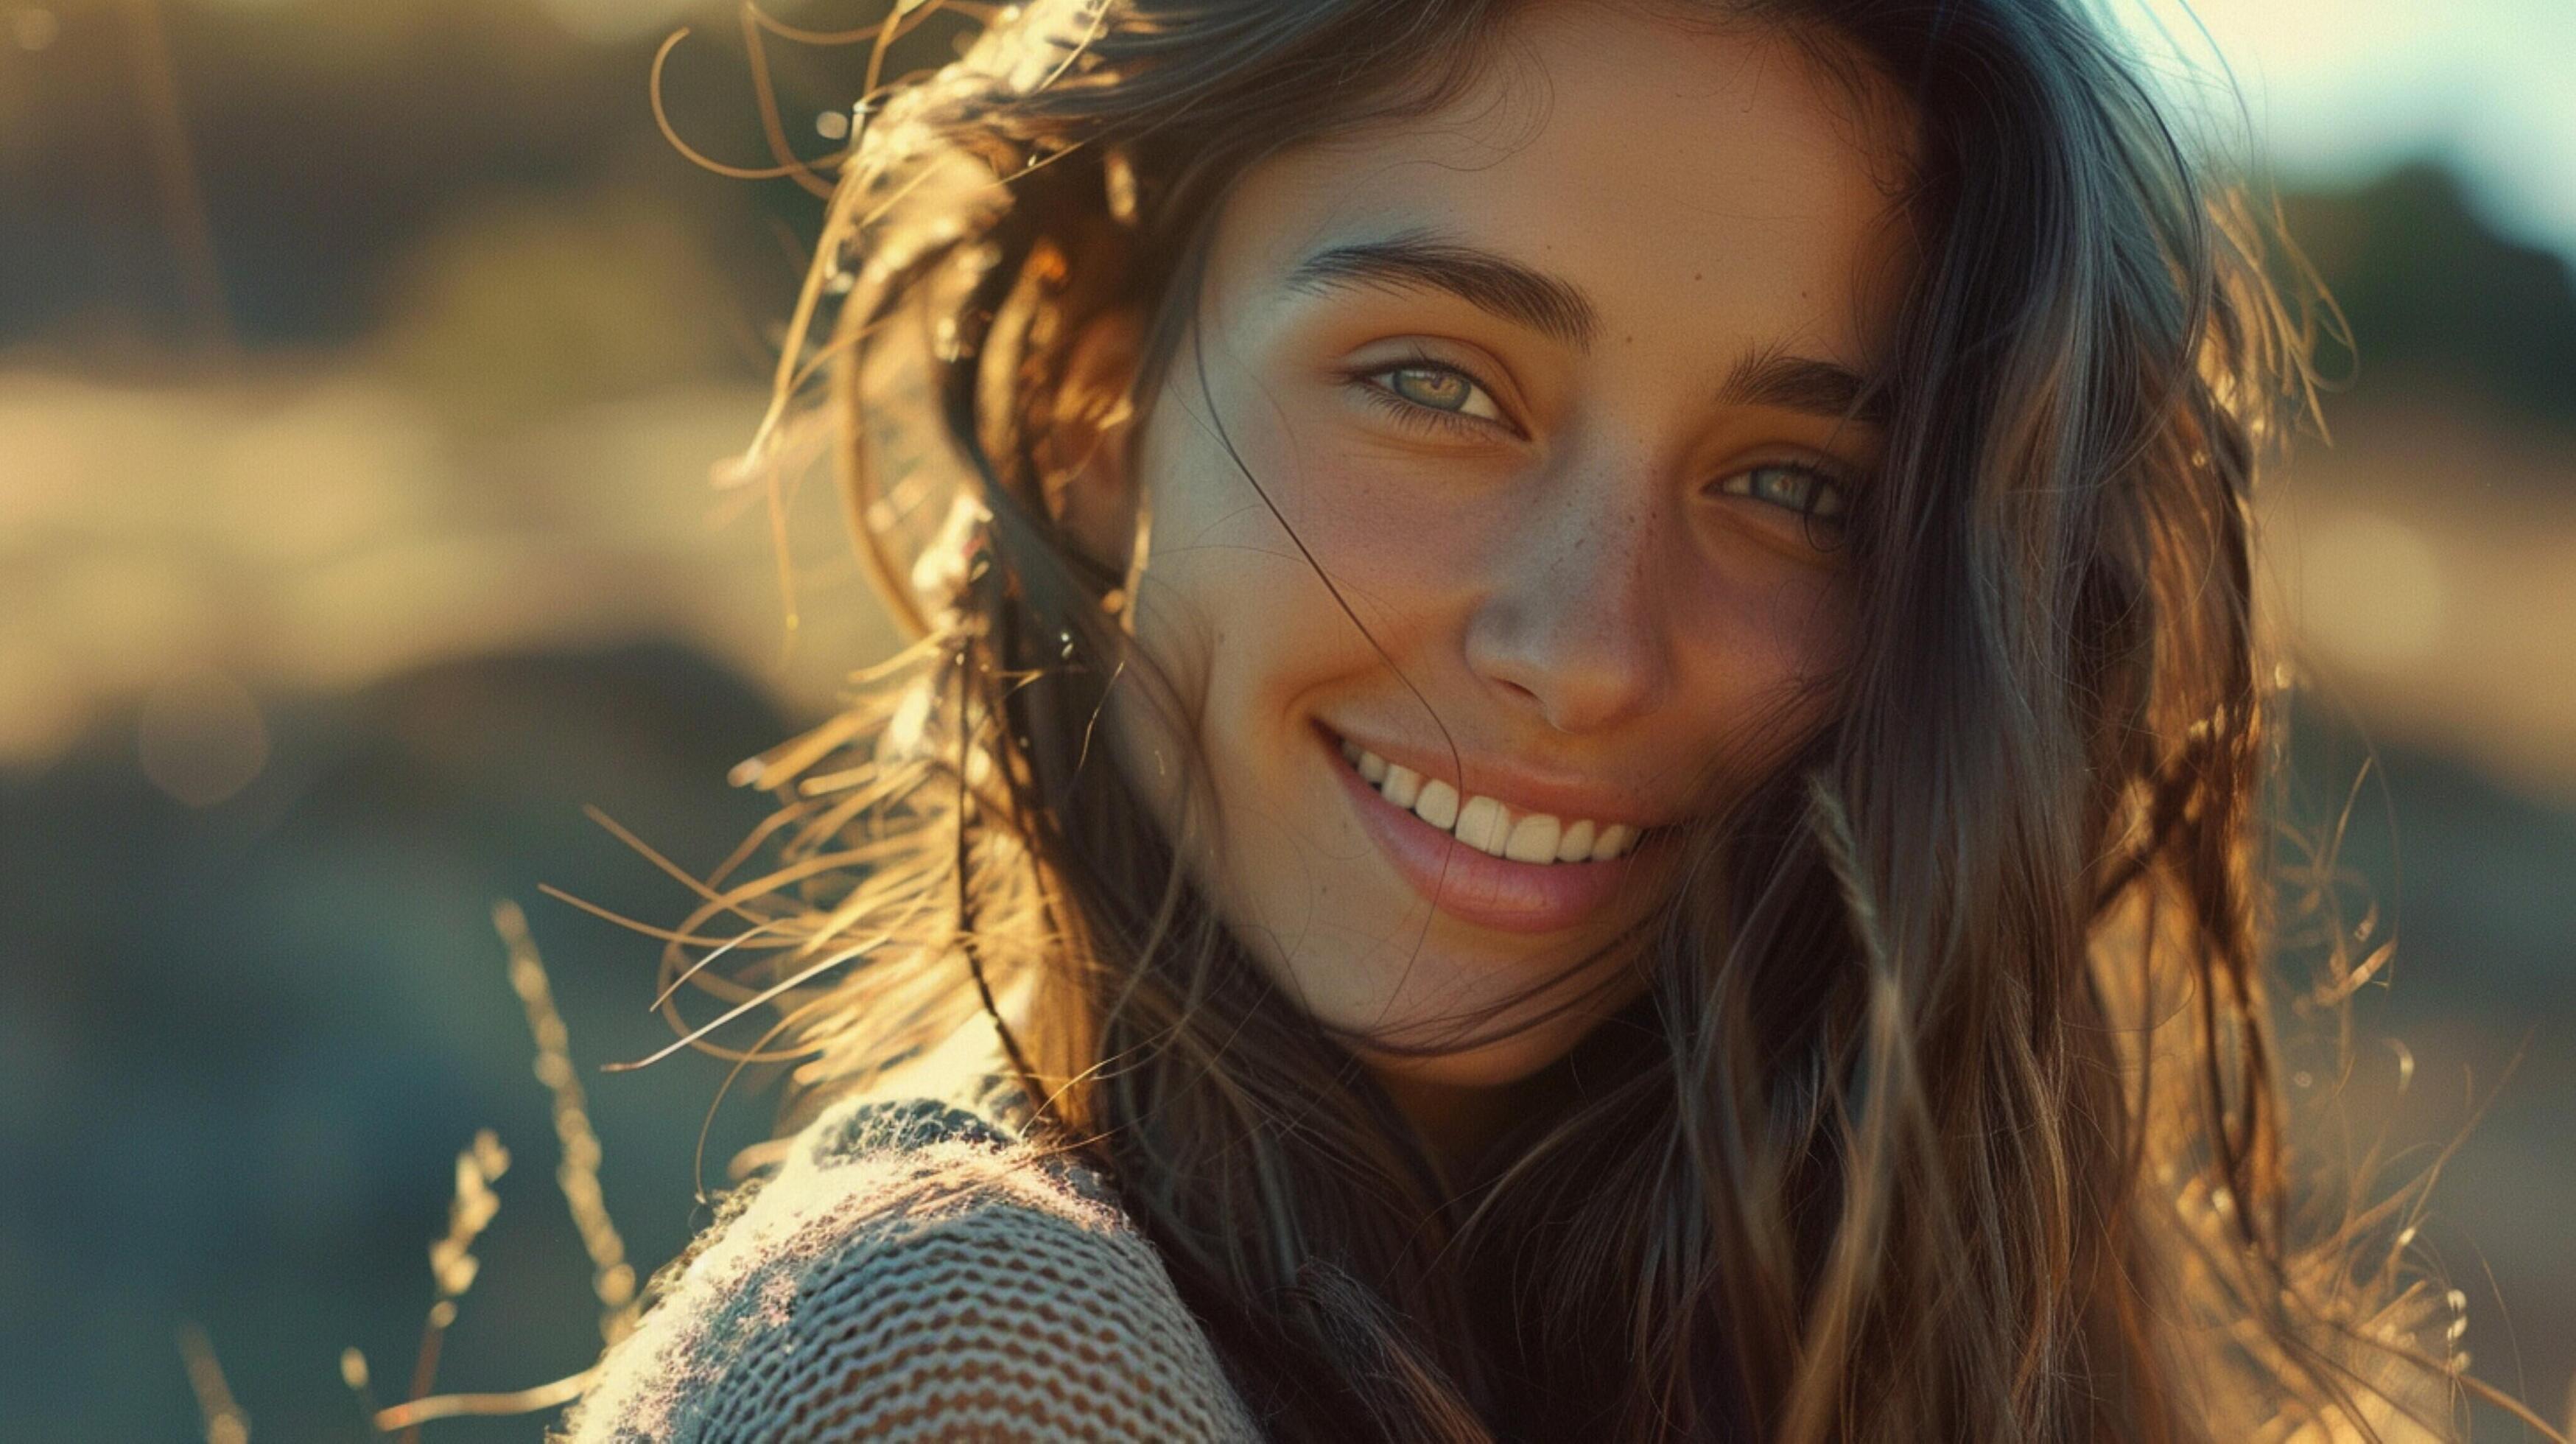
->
[1298, 458, 1497, 604]
[1126, 388, 1481, 705]
[1112, 396, 1385, 838]
[1672, 550, 1853, 778]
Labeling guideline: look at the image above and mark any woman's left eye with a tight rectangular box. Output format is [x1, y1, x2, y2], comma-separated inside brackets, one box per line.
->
[1716, 463, 1849, 523]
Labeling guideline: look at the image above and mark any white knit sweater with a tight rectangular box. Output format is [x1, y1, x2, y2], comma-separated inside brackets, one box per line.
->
[553, 1080, 1266, 1442]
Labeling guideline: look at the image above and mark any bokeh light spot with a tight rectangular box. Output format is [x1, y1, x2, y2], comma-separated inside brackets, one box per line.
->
[0, 632, 85, 765]
[10, 7, 57, 52]
[2301, 510, 2448, 671]
[137, 665, 270, 807]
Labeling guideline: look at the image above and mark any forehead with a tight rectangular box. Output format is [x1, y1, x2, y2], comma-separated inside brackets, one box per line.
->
[1206, 3, 1915, 368]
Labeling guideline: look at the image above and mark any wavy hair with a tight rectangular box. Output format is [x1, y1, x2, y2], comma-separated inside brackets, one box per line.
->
[631, 1, 2535, 1437]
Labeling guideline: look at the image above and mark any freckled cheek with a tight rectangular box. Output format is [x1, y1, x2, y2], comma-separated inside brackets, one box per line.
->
[1678, 567, 1853, 752]
[1126, 432, 1451, 746]
[1271, 444, 1502, 608]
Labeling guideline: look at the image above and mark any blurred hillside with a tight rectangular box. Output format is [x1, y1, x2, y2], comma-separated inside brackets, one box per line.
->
[1, 0, 896, 354]
[2283, 162, 2576, 434]
[0, 1, 2569, 1439]
[4, 644, 795, 1442]
[2264, 165, 2576, 814]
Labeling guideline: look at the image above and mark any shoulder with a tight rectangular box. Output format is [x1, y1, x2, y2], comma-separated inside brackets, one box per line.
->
[554, 1090, 1263, 1443]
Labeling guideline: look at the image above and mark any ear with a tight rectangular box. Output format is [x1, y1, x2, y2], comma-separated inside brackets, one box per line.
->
[1036, 307, 1146, 579]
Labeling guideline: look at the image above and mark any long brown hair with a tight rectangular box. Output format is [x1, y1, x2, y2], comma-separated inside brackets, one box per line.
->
[640, 1, 2528, 1437]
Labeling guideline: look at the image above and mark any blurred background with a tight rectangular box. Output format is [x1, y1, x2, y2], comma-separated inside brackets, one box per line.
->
[0, 1, 2568, 1437]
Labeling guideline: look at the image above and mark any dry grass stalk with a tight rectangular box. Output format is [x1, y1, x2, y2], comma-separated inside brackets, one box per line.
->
[177, 1322, 250, 1444]
[395, 1128, 510, 1444]
[493, 897, 642, 1346]
[359, 900, 647, 1435]
[340, 1346, 385, 1437]
[368, 1370, 603, 1433]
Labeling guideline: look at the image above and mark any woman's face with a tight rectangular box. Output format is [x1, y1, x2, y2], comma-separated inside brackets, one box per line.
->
[1101, 1, 1912, 1093]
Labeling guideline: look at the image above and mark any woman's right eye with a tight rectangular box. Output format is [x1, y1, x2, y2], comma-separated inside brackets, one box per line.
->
[1350, 361, 1509, 435]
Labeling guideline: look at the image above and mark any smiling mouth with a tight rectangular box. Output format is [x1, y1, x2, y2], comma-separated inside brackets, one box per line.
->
[1330, 735, 1644, 864]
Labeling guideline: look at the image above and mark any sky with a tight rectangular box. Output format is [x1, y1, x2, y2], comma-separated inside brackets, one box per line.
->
[2112, 0, 2576, 265]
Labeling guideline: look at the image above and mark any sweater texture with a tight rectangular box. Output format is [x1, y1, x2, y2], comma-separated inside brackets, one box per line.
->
[553, 1076, 1265, 1442]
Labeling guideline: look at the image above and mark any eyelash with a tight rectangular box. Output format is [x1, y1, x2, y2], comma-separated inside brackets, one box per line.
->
[1347, 356, 1856, 527]
[1347, 352, 1510, 439]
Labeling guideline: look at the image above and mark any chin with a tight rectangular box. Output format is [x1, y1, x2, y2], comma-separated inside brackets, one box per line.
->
[1332, 967, 1639, 1091]
[1351, 1037, 1568, 1092]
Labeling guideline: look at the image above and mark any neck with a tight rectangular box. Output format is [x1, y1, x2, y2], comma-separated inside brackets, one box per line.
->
[1371, 1067, 1557, 1193]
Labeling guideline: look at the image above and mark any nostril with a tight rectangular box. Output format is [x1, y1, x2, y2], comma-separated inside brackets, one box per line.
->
[1493, 677, 1576, 731]
[1466, 586, 1673, 735]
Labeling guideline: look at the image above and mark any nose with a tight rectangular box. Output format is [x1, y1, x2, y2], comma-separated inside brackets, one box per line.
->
[1461, 469, 1675, 735]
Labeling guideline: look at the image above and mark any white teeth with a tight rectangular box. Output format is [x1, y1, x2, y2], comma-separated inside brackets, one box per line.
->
[1413, 778, 1460, 831]
[1338, 738, 1641, 863]
[1504, 813, 1562, 863]
[1456, 794, 1509, 855]
[1590, 823, 1638, 862]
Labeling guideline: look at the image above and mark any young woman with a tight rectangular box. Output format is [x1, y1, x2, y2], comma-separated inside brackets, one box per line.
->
[559, 0, 2503, 1437]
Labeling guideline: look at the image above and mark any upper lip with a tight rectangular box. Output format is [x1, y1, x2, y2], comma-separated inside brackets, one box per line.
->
[1318, 721, 1680, 830]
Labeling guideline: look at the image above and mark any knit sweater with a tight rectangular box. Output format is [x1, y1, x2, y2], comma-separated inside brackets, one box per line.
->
[552, 1076, 1266, 1442]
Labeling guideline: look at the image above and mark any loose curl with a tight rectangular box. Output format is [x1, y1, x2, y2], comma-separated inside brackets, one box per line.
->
[632, 1, 2540, 1437]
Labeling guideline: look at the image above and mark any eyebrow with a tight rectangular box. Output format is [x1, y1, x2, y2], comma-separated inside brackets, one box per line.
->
[1722, 341, 1889, 430]
[1282, 228, 1888, 428]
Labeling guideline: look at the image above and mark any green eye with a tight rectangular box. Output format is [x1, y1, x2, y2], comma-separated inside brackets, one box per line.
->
[1718, 463, 1848, 521]
[1392, 367, 1469, 409]
[1366, 362, 1507, 425]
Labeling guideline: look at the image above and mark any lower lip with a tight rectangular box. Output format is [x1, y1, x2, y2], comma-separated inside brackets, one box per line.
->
[1324, 731, 1648, 935]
